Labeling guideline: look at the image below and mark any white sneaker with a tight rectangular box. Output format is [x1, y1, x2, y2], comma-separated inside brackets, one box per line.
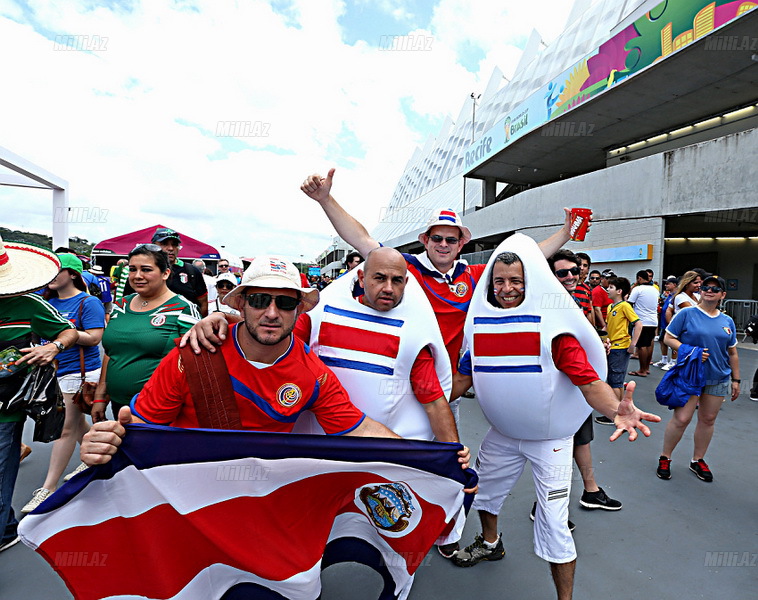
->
[0, 536, 20, 553]
[21, 488, 52, 514]
[63, 462, 89, 482]
[661, 362, 675, 371]
[652, 359, 667, 368]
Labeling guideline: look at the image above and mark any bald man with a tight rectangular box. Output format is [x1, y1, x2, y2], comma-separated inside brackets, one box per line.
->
[294, 247, 461, 445]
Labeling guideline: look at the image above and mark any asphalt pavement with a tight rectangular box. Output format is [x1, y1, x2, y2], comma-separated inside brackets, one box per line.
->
[2, 344, 757, 599]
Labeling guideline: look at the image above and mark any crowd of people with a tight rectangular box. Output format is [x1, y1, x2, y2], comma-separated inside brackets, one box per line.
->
[0, 173, 751, 598]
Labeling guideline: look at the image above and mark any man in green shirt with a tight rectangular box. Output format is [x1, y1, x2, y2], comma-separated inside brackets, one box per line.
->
[0, 238, 77, 553]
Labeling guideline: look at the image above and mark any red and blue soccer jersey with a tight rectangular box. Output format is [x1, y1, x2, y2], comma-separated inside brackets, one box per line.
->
[403, 254, 486, 372]
[132, 324, 365, 434]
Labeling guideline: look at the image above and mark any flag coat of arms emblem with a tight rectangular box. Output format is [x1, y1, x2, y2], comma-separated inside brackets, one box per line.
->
[19, 424, 476, 600]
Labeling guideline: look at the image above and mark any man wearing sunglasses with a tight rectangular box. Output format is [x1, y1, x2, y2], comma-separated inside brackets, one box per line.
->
[82, 256, 405, 466]
[300, 169, 576, 382]
[547, 249, 623, 514]
[207, 273, 240, 317]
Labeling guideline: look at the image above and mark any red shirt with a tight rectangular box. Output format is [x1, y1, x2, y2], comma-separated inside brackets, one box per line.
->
[132, 324, 365, 434]
[403, 255, 487, 372]
[574, 282, 593, 317]
[592, 285, 613, 320]
[551, 334, 599, 385]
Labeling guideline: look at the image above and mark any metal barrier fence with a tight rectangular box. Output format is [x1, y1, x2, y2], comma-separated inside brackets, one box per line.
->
[723, 299, 758, 332]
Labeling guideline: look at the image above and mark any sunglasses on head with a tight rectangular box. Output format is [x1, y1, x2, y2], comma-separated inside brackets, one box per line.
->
[134, 243, 163, 252]
[429, 235, 460, 244]
[701, 285, 723, 293]
[555, 266, 580, 278]
[245, 293, 299, 311]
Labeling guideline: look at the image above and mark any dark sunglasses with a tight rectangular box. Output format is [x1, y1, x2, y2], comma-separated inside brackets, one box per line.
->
[429, 235, 460, 244]
[555, 266, 581, 277]
[246, 293, 299, 311]
[701, 285, 723, 293]
[216, 283, 234, 290]
[218, 264, 229, 268]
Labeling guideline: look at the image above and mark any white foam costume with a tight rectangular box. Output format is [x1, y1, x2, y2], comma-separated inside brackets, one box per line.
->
[464, 233, 607, 440]
[294, 267, 452, 440]
[463, 233, 607, 564]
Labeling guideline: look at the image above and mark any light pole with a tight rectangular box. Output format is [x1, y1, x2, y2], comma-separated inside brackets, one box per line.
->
[470, 92, 481, 144]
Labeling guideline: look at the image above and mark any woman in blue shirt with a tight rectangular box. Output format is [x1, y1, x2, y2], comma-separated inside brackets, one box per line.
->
[21, 254, 105, 513]
[657, 276, 741, 482]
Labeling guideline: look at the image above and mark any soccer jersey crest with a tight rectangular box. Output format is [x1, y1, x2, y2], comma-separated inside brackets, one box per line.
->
[451, 282, 469, 297]
[277, 383, 301, 407]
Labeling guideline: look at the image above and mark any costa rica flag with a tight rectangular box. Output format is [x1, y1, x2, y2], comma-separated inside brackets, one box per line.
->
[19, 424, 476, 600]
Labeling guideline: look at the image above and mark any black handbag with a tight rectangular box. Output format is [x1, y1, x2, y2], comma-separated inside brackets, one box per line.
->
[5, 360, 66, 443]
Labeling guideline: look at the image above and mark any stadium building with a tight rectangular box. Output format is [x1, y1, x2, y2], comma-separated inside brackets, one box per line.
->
[353, 0, 758, 324]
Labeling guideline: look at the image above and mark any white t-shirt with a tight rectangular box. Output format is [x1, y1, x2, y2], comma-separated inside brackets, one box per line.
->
[673, 292, 698, 315]
[628, 284, 659, 326]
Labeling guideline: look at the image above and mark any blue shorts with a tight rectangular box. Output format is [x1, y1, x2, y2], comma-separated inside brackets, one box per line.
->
[606, 349, 631, 388]
[701, 380, 730, 397]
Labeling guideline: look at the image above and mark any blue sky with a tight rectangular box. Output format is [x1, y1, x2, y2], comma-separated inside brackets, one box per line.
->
[0, 0, 574, 262]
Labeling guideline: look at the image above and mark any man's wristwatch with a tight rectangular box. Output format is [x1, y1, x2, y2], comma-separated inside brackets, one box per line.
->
[52, 341, 65, 353]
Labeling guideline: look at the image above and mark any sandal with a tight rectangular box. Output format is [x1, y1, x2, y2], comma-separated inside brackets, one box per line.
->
[628, 371, 647, 377]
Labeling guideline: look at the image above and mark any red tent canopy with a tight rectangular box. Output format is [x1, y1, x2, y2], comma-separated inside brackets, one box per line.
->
[92, 224, 220, 260]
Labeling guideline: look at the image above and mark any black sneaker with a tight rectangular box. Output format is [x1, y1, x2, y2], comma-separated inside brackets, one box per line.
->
[690, 459, 713, 482]
[656, 456, 672, 480]
[529, 501, 576, 532]
[437, 542, 459, 559]
[579, 487, 622, 511]
[451, 534, 505, 567]
[594, 415, 615, 425]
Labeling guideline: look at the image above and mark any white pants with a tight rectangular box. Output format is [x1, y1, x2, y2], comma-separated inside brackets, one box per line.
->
[472, 427, 576, 563]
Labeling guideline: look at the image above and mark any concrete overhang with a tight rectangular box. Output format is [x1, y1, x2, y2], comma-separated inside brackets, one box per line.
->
[465, 10, 758, 185]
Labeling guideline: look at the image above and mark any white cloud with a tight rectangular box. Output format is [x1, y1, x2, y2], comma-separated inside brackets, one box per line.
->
[0, 0, 574, 263]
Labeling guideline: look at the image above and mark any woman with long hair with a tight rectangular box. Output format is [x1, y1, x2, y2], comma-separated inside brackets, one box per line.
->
[21, 254, 105, 514]
[662, 271, 703, 371]
[657, 275, 740, 482]
[94, 244, 200, 422]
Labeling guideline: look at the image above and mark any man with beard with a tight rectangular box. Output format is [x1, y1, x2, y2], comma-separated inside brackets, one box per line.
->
[81, 257, 400, 460]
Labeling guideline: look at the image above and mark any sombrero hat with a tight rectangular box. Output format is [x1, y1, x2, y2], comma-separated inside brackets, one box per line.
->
[0, 234, 62, 298]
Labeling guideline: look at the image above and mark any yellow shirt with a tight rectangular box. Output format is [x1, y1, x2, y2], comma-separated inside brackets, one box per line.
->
[606, 301, 640, 349]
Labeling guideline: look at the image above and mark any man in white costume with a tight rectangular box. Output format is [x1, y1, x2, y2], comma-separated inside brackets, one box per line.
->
[293, 247, 460, 444]
[449, 234, 659, 600]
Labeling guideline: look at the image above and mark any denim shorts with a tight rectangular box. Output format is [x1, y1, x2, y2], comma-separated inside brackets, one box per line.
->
[701, 380, 730, 398]
[606, 348, 631, 388]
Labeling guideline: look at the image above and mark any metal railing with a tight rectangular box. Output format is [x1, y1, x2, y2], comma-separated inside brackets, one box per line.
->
[723, 299, 758, 332]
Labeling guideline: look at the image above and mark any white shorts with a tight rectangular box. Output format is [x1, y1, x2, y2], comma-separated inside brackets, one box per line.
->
[472, 427, 576, 563]
[57, 368, 101, 394]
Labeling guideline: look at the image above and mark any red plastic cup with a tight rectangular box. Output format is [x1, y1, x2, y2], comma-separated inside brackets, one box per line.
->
[569, 208, 592, 241]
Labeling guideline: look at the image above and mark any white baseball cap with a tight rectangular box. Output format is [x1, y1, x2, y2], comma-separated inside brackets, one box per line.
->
[223, 256, 319, 312]
[419, 208, 472, 244]
[215, 273, 237, 286]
